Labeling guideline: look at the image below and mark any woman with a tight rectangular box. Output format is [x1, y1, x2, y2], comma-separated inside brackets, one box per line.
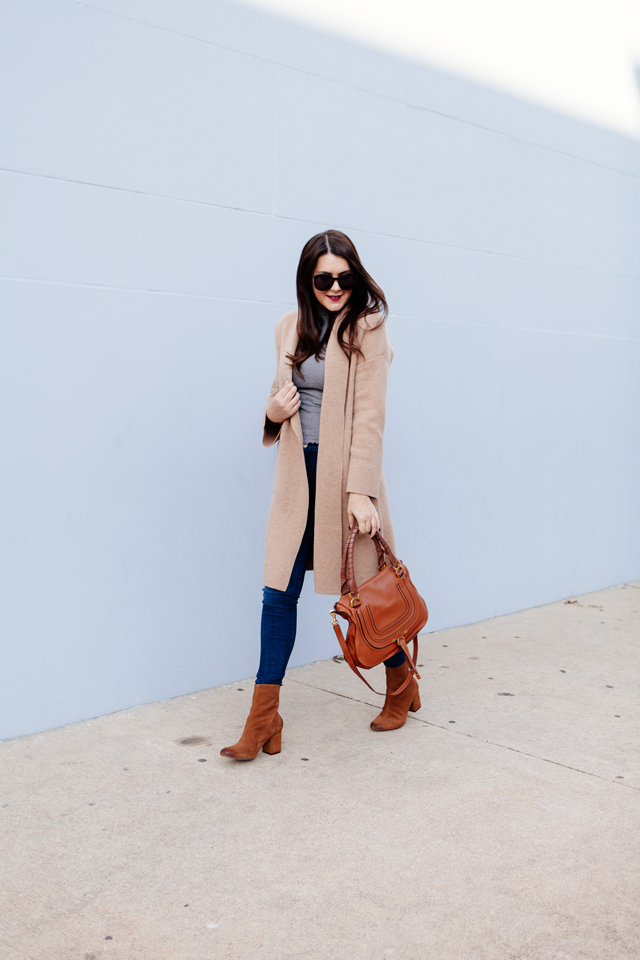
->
[221, 231, 420, 760]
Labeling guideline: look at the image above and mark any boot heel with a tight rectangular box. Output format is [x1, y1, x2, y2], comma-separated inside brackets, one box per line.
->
[262, 730, 281, 755]
[409, 691, 421, 712]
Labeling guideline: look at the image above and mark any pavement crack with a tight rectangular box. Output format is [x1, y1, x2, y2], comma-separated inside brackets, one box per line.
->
[287, 677, 639, 791]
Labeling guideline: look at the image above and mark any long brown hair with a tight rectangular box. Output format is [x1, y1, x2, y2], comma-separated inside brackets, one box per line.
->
[287, 230, 388, 376]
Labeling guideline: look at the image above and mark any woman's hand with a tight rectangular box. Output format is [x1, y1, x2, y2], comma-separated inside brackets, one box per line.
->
[266, 379, 300, 424]
[348, 493, 380, 538]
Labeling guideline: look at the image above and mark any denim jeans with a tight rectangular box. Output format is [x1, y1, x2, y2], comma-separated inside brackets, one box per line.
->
[256, 444, 405, 685]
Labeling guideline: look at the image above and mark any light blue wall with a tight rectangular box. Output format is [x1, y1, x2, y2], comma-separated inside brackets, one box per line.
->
[1, 0, 639, 739]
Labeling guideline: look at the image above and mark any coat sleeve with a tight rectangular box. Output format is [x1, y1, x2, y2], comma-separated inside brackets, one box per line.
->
[262, 317, 285, 447]
[262, 376, 282, 446]
[346, 318, 393, 499]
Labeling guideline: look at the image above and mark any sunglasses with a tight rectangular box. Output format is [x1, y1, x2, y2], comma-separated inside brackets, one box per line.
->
[313, 272, 356, 292]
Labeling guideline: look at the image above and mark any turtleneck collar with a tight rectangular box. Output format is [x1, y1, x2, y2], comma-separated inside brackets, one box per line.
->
[313, 302, 336, 329]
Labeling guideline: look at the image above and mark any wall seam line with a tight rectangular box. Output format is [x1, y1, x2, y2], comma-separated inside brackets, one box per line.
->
[1, 168, 637, 282]
[2, 277, 638, 342]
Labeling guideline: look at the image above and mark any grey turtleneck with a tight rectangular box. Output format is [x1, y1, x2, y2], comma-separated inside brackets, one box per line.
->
[292, 305, 333, 445]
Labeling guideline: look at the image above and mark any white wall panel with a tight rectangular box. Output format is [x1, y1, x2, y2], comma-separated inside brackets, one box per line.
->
[0, 2, 141, 182]
[273, 70, 409, 235]
[496, 328, 640, 608]
[138, 196, 307, 303]
[137, 0, 408, 101]
[402, 111, 637, 270]
[404, 62, 640, 177]
[393, 239, 640, 339]
[0, 2, 275, 209]
[0, 0, 638, 738]
[384, 317, 505, 627]
[0, 281, 280, 737]
[131, 27, 275, 210]
[0, 171, 137, 287]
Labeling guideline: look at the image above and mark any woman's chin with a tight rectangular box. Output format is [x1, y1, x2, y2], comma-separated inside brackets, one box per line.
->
[323, 298, 347, 311]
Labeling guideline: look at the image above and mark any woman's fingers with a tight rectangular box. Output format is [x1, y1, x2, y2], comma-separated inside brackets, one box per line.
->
[346, 494, 381, 539]
[274, 381, 300, 418]
[354, 512, 379, 537]
[350, 511, 371, 532]
[266, 380, 301, 424]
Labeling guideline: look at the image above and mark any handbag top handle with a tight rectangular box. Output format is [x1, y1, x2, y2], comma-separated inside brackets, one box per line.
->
[340, 527, 400, 598]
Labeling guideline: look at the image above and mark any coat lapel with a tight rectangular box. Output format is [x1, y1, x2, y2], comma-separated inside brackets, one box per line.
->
[320, 319, 350, 435]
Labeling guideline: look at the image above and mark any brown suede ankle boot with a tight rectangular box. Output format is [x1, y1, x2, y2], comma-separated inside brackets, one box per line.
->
[220, 684, 283, 760]
[370, 661, 421, 731]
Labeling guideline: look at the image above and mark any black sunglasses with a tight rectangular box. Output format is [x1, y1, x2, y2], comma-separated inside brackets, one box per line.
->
[312, 272, 356, 292]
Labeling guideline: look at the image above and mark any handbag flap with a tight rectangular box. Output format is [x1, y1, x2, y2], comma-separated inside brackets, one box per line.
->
[335, 563, 427, 649]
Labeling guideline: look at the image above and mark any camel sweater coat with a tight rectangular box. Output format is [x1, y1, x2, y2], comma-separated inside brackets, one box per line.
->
[262, 309, 396, 595]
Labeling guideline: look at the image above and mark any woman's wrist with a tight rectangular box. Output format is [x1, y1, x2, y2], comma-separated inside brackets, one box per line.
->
[265, 406, 282, 425]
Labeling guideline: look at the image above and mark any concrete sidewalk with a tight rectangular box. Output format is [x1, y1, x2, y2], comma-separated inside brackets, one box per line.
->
[1, 584, 639, 960]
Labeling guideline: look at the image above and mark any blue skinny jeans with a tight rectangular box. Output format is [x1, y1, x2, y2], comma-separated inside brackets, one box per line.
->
[256, 444, 405, 685]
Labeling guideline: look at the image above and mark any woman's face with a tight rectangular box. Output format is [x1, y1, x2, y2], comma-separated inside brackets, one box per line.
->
[311, 253, 353, 312]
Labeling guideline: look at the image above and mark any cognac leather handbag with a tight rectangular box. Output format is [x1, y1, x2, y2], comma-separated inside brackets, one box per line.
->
[330, 528, 428, 696]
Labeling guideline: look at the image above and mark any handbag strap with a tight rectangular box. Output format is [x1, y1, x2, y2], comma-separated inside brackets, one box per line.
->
[340, 527, 400, 597]
[331, 617, 421, 696]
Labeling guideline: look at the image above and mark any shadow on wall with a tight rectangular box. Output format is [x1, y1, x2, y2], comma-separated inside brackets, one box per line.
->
[0, 0, 639, 738]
